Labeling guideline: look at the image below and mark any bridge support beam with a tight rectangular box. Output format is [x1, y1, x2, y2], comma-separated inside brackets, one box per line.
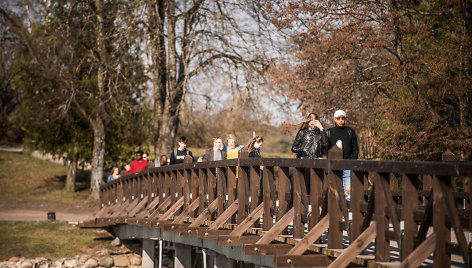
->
[142, 239, 156, 268]
[174, 243, 192, 268]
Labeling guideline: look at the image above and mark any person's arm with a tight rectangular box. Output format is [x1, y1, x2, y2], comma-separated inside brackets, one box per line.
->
[350, 129, 359, 159]
[129, 161, 135, 173]
[169, 151, 176, 165]
[291, 130, 304, 154]
[201, 150, 209, 162]
[320, 130, 329, 154]
[188, 150, 194, 161]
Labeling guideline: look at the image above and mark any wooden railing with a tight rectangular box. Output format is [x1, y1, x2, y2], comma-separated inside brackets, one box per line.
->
[82, 148, 472, 267]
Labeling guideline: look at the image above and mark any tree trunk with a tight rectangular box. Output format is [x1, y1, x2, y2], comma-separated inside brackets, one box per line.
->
[90, 118, 105, 200]
[89, 0, 108, 201]
[64, 143, 77, 192]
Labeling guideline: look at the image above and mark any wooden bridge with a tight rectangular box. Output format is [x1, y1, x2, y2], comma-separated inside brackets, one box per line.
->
[80, 148, 472, 267]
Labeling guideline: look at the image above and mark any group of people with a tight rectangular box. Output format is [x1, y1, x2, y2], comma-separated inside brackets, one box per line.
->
[106, 134, 264, 182]
[107, 109, 358, 200]
[291, 109, 359, 200]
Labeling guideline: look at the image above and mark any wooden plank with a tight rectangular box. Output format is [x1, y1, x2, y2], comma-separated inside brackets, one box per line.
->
[402, 173, 419, 259]
[127, 196, 148, 217]
[379, 172, 401, 245]
[400, 233, 436, 268]
[229, 202, 264, 237]
[293, 167, 304, 238]
[327, 222, 376, 268]
[208, 199, 239, 230]
[277, 167, 291, 217]
[277, 167, 291, 235]
[191, 168, 199, 215]
[243, 244, 292, 255]
[433, 175, 451, 267]
[274, 254, 331, 267]
[218, 236, 261, 246]
[197, 229, 233, 239]
[328, 167, 343, 248]
[217, 167, 225, 217]
[238, 165, 249, 223]
[159, 196, 184, 221]
[183, 169, 190, 210]
[310, 168, 323, 230]
[155, 197, 171, 216]
[188, 198, 219, 228]
[256, 207, 295, 245]
[351, 171, 365, 241]
[287, 215, 329, 255]
[263, 166, 274, 231]
[198, 168, 206, 215]
[227, 165, 237, 224]
[374, 172, 390, 262]
[207, 168, 216, 220]
[249, 165, 261, 227]
[172, 198, 200, 224]
[440, 177, 470, 267]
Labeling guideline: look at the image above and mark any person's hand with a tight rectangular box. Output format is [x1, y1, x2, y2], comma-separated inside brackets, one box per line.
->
[314, 120, 324, 131]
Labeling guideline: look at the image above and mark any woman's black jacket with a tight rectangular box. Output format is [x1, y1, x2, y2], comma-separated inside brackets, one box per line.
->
[291, 128, 328, 159]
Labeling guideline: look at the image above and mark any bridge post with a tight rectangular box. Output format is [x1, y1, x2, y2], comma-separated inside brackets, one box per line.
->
[174, 243, 192, 268]
[328, 146, 343, 249]
[142, 239, 156, 268]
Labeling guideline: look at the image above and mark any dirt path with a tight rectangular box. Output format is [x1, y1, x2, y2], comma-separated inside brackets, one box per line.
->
[0, 209, 93, 222]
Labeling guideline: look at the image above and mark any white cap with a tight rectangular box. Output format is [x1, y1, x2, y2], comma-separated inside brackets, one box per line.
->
[334, 110, 346, 118]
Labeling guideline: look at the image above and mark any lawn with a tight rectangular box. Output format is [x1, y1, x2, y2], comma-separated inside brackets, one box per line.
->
[0, 221, 114, 259]
[0, 151, 90, 204]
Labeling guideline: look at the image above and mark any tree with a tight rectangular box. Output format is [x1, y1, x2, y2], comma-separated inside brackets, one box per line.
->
[1, 0, 147, 198]
[144, 0, 274, 159]
[261, 0, 472, 160]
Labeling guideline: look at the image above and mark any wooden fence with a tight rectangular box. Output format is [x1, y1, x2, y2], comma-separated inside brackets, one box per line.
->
[81, 148, 472, 267]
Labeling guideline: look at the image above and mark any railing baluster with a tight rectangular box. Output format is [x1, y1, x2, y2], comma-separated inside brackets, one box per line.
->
[293, 167, 304, 238]
[402, 173, 419, 260]
[433, 175, 451, 266]
[375, 172, 390, 262]
[263, 166, 274, 231]
[309, 168, 323, 231]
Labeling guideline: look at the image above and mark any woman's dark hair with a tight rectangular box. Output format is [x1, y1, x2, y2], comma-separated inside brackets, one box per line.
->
[160, 155, 168, 165]
[246, 136, 264, 152]
[298, 113, 320, 130]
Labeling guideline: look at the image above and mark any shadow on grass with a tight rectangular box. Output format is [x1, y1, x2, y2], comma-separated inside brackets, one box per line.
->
[50, 169, 91, 192]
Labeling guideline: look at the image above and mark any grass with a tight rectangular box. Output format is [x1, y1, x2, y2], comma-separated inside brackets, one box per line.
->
[0, 151, 90, 204]
[0, 221, 112, 259]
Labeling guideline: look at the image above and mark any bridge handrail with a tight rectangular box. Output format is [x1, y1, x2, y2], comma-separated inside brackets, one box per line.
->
[92, 149, 472, 267]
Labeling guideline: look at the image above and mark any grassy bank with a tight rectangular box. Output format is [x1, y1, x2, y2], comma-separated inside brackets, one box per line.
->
[0, 151, 90, 204]
[0, 221, 117, 260]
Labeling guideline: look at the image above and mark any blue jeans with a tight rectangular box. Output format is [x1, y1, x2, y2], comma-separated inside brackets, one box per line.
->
[342, 170, 351, 201]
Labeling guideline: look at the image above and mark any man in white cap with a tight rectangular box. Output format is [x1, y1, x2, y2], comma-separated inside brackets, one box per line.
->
[326, 110, 359, 201]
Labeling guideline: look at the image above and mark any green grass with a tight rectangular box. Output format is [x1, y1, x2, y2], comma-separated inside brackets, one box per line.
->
[0, 221, 110, 259]
[0, 151, 89, 204]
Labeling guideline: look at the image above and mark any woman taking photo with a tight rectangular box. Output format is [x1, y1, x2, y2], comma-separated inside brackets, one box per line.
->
[292, 113, 328, 159]
[291, 113, 328, 193]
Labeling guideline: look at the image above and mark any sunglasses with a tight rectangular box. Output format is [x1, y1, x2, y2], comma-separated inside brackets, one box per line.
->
[335, 117, 346, 120]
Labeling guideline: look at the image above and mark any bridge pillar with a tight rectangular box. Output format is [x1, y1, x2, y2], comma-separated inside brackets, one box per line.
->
[142, 239, 156, 268]
[174, 243, 192, 268]
[215, 252, 234, 268]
